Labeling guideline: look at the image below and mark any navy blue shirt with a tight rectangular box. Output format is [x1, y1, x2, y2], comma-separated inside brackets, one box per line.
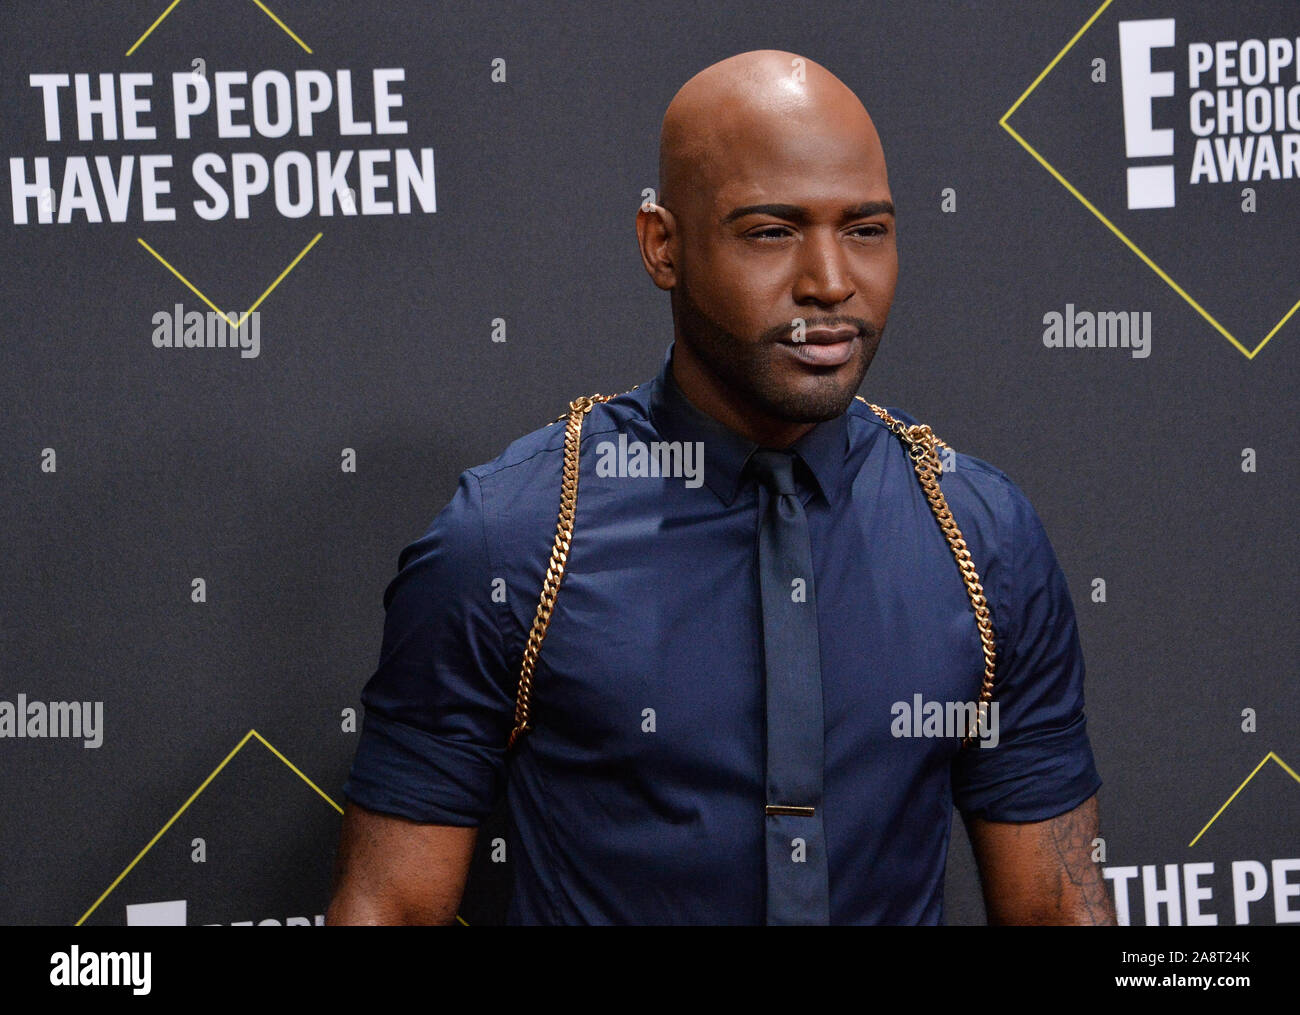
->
[344, 342, 1101, 924]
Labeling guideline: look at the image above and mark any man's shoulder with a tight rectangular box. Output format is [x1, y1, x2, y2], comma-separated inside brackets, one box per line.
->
[419, 384, 652, 567]
[465, 382, 652, 485]
[847, 399, 1034, 533]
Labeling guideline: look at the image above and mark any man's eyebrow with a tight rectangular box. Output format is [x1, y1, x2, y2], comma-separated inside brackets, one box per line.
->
[720, 200, 896, 225]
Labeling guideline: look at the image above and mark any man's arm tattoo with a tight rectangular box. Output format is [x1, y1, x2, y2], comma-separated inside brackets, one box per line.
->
[1041, 794, 1117, 925]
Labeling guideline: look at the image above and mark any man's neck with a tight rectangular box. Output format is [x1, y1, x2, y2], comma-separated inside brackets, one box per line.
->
[670, 341, 815, 449]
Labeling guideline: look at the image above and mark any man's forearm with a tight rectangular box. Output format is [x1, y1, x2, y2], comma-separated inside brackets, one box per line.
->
[968, 794, 1118, 925]
[1034, 794, 1116, 924]
[324, 802, 477, 925]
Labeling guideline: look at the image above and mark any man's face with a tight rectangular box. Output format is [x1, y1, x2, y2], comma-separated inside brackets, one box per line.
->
[671, 123, 898, 424]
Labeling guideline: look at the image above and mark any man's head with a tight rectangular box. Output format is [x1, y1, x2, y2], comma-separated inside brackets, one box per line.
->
[637, 50, 897, 446]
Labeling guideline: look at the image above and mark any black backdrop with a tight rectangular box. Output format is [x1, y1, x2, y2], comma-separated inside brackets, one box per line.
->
[2, 0, 1296, 926]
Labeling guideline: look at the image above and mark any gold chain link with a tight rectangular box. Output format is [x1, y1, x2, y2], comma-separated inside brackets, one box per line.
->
[508, 390, 996, 750]
[508, 393, 624, 749]
[853, 396, 997, 748]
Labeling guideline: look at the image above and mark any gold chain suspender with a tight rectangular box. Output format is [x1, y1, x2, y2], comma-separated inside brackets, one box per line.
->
[505, 395, 608, 750]
[852, 397, 998, 748]
[506, 392, 997, 751]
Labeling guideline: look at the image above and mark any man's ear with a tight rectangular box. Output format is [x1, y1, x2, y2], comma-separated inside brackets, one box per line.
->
[636, 202, 678, 292]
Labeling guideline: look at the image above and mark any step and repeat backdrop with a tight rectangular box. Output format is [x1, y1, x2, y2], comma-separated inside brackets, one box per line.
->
[1, 0, 1296, 926]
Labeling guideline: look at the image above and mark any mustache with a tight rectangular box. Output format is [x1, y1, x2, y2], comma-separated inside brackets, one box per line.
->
[766, 318, 877, 342]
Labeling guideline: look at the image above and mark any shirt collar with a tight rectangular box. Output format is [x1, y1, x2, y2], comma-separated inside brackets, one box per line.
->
[647, 342, 851, 507]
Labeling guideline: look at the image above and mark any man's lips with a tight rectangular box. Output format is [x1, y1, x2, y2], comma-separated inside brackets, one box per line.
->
[780, 326, 861, 367]
[800, 326, 860, 344]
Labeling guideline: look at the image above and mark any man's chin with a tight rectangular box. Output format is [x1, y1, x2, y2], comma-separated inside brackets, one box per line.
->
[765, 359, 871, 422]
[762, 382, 859, 424]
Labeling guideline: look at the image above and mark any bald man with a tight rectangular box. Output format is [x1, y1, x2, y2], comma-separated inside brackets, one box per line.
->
[328, 50, 1114, 926]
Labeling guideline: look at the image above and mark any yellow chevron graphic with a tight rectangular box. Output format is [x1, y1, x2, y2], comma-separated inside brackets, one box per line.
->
[1189, 750, 1300, 848]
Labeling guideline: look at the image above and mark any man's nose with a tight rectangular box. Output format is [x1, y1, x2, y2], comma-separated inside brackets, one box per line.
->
[792, 229, 855, 305]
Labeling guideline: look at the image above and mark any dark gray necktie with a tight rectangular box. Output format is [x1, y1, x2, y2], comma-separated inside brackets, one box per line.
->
[748, 448, 830, 925]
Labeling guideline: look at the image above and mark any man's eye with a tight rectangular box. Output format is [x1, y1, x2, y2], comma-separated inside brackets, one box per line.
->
[851, 224, 887, 238]
[749, 226, 792, 239]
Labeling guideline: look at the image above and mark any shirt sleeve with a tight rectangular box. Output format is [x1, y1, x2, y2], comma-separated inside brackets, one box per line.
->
[950, 479, 1102, 822]
[342, 469, 514, 826]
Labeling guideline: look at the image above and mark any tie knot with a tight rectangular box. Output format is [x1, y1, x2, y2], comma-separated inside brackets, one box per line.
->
[748, 448, 798, 496]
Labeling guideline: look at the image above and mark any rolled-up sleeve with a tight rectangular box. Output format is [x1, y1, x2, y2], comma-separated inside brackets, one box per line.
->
[343, 469, 513, 825]
[950, 480, 1102, 822]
